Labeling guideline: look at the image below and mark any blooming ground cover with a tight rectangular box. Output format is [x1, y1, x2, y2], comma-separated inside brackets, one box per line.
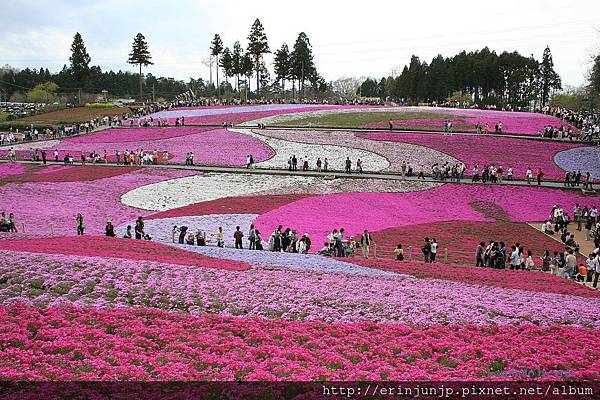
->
[0, 128, 275, 165]
[121, 173, 319, 211]
[349, 258, 600, 299]
[0, 162, 26, 179]
[2, 251, 599, 325]
[357, 132, 584, 180]
[255, 106, 574, 135]
[254, 184, 590, 244]
[0, 168, 198, 234]
[2, 164, 141, 184]
[0, 237, 249, 270]
[554, 146, 600, 179]
[1, 303, 599, 380]
[252, 128, 459, 173]
[365, 220, 568, 265]
[1, 104, 598, 384]
[144, 104, 363, 124]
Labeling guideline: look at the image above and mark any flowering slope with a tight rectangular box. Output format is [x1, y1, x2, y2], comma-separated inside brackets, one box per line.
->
[3, 251, 599, 325]
[146, 104, 363, 125]
[0, 237, 249, 270]
[358, 132, 585, 180]
[554, 146, 600, 179]
[367, 221, 568, 265]
[349, 258, 600, 299]
[254, 185, 590, 244]
[64, 127, 216, 143]
[0, 163, 26, 179]
[363, 107, 576, 135]
[0, 168, 198, 234]
[232, 128, 390, 171]
[6, 128, 274, 165]
[0, 304, 598, 380]
[146, 194, 311, 220]
[121, 173, 318, 211]
[255, 129, 459, 173]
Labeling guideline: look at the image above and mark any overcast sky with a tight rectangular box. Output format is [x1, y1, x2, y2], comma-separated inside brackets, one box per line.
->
[1, 0, 599, 87]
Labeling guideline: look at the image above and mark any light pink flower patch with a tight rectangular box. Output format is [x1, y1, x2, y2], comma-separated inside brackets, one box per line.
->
[254, 185, 590, 242]
[0, 168, 198, 234]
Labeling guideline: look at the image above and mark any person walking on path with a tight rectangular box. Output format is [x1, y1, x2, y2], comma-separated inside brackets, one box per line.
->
[526, 167, 533, 185]
[345, 157, 352, 174]
[234, 226, 244, 249]
[316, 158, 322, 172]
[292, 155, 298, 171]
[537, 168, 544, 186]
[360, 229, 373, 259]
[248, 224, 256, 250]
[323, 158, 329, 172]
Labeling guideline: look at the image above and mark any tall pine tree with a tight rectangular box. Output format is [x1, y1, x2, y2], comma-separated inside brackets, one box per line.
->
[290, 32, 315, 97]
[540, 46, 561, 106]
[273, 43, 290, 95]
[210, 34, 223, 96]
[69, 32, 91, 91]
[231, 41, 243, 92]
[219, 47, 233, 93]
[247, 19, 270, 96]
[127, 33, 153, 99]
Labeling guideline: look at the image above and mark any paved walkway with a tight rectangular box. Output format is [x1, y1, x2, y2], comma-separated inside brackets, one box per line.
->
[3, 159, 599, 192]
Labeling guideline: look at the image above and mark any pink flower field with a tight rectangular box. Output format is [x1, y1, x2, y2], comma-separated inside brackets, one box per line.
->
[254, 184, 590, 243]
[0, 163, 26, 179]
[365, 107, 576, 135]
[0, 168, 198, 234]
[2, 103, 599, 387]
[358, 132, 585, 180]
[1, 303, 598, 381]
[1, 128, 275, 165]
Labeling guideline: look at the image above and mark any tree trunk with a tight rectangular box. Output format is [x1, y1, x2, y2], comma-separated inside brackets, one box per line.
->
[282, 78, 285, 97]
[139, 64, 143, 100]
[256, 56, 260, 97]
[215, 56, 220, 97]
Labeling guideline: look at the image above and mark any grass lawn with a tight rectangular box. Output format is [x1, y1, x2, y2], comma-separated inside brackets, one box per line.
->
[271, 111, 470, 128]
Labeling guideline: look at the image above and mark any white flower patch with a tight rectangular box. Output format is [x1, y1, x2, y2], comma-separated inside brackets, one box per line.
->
[120, 172, 319, 211]
[1, 140, 61, 150]
[230, 128, 390, 171]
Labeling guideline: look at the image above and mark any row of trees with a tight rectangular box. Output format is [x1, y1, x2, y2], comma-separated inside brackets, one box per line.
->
[358, 47, 562, 110]
[0, 19, 327, 104]
[209, 18, 326, 98]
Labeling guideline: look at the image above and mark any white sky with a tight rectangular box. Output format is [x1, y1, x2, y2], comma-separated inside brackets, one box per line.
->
[1, 0, 599, 87]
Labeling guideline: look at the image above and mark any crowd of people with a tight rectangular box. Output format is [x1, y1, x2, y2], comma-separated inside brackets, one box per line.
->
[285, 155, 364, 174]
[541, 106, 599, 142]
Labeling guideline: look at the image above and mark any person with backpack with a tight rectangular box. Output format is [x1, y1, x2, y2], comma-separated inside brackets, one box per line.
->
[234, 226, 244, 249]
